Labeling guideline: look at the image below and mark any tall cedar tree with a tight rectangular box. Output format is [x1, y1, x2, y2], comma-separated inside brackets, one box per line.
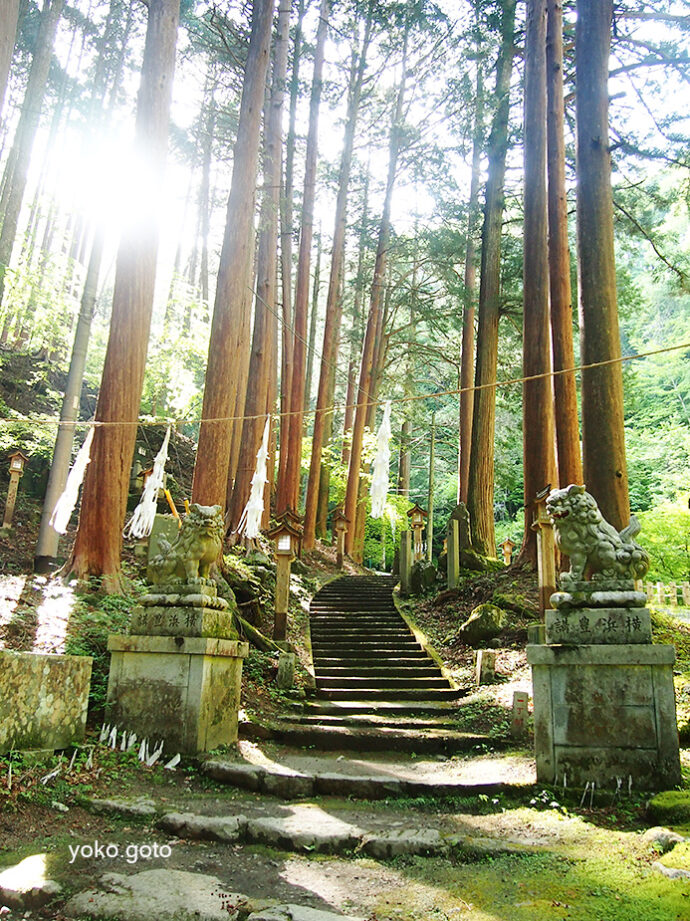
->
[277, 0, 306, 506]
[466, 0, 517, 557]
[576, 0, 630, 528]
[36, 0, 135, 568]
[69, 0, 180, 588]
[547, 0, 582, 487]
[344, 41, 407, 560]
[458, 59, 484, 503]
[227, 0, 291, 535]
[192, 0, 276, 509]
[277, 0, 330, 514]
[0, 0, 19, 116]
[518, 0, 556, 565]
[0, 0, 65, 306]
[303, 10, 373, 549]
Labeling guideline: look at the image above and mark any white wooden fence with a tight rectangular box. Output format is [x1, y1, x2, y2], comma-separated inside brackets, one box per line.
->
[637, 580, 690, 607]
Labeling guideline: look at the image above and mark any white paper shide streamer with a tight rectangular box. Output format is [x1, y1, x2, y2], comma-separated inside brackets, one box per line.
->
[49, 426, 95, 534]
[237, 417, 271, 539]
[123, 425, 171, 539]
[370, 401, 392, 519]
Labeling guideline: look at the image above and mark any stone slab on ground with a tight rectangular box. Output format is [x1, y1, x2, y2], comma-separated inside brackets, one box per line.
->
[202, 744, 536, 801]
[0, 855, 62, 910]
[63, 868, 367, 921]
[159, 811, 247, 842]
[89, 796, 158, 817]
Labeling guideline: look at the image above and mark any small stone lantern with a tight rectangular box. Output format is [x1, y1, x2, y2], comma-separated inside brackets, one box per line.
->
[500, 537, 515, 566]
[332, 508, 349, 569]
[2, 450, 29, 530]
[407, 502, 428, 562]
[266, 512, 303, 641]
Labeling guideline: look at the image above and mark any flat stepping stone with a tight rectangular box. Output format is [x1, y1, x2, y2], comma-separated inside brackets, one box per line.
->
[202, 756, 534, 800]
[154, 804, 529, 861]
[64, 869, 366, 921]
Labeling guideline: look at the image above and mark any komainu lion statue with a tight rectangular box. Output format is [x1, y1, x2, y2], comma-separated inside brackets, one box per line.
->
[149, 503, 224, 585]
[546, 484, 650, 583]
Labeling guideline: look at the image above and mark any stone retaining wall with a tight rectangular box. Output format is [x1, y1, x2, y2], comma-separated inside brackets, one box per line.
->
[0, 650, 92, 753]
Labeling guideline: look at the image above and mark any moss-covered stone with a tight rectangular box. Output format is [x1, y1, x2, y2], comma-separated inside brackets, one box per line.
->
[457, 603, 507, 646]
[647, 791, 690, 825]
[491, 591, 536, 619]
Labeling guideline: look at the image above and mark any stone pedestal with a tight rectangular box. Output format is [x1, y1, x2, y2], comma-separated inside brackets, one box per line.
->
[106, 581, 248, 755]
[527, 643, 681, 790]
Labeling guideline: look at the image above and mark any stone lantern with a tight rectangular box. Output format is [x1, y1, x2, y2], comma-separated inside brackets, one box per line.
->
[500, 537, 516, 566]
[2, 450, 29, 530]
[266, 511, 303, 641]
[407, 503, 428, 561]
[332, 508, 349, 569]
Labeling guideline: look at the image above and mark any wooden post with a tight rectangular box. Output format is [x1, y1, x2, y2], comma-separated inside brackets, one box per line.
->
[427, 413, 435, 561]
[447, 519, 459, 589]
[400, 530, 412, 595]
[2, 451, 28, 530]
[274, 553, 291, 641]
[531, 492, 556, 617]
[267, 512, 303, 642]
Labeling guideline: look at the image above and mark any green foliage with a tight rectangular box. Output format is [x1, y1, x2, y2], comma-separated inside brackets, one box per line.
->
[64, 581, 145, 718]
[638, 496, 690, 582]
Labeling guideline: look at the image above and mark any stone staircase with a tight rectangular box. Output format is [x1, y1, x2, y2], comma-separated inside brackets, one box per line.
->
[252, 575, 490, 753]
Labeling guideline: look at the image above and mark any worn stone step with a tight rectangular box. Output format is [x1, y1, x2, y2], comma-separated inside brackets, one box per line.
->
[315, 666, 442, 679]
[283, 713, 459, 729]
[292, 699, 461, 716]
[313, 649, 432, 668]
[318, 687, 464, 701]
[311, 631, 413, 642]
[316, 676, 451, 690]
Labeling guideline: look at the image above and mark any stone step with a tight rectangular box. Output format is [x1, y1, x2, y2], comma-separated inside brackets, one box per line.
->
[315, 666, 443, 679]
[313, 654, 431, 666]
[284, 713, 459, 729]
[293, 699, 461, 716]
[311, 631, 414, 641]
[317, 687, 464, 701]
[236, 720, 488, 754]
[316, 676, 450, 690]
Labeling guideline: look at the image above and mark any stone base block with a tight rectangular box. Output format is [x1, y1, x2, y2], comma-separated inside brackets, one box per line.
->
[527, 643, 681, 790]
[106, 635, 248, 755]
[545, 607, 651, 645]
[0, 650, 92, 754]
[129, 605, 236, 638]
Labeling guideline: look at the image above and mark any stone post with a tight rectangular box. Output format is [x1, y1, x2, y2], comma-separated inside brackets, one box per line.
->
[683, 582, 690, 606]
[400, 530, 412, 595]
[511, 691, 529, 738]
[274, 554, 291, 641]
[2, 451, 28, 531]
[475, 650, 496, 685]
[531, 495, 556, 617]
[447, 519, 459, 589]
[669, 582, 678, 606]
[656, 581, 664, 605]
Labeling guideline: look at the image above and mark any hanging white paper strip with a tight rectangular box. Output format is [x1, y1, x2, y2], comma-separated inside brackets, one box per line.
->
[370, 401, 392, 519]
[49, 425, 95, 534]
[237, 416, 271, 539]
[123, 425, 171, 539]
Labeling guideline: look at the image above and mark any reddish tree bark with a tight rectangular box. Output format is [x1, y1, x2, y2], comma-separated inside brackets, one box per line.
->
[344, 50, 407, 560]
[547, 0, 582, 489]
[227, 0, 291, 534]
[192, 0, 276, 509]
[518, 0, 557, 566]
[576, 0, 630, 528]
[69, 0, 180, 588]
[466, 0, 517, 558]
[278, 0, 330, 513]
[303, 15, 372, 549]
